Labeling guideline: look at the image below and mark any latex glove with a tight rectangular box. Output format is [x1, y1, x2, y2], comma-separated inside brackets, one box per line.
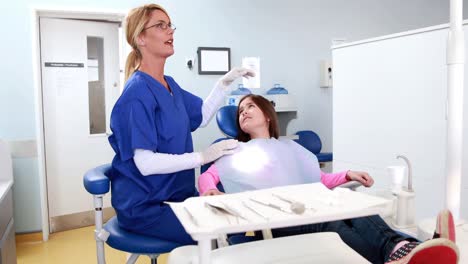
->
[200, 139, 238, 165]
[345, 171, 374, 187]
[216, 67, 255, 93]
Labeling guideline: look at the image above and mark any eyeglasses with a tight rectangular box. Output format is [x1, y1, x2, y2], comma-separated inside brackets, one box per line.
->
[143, 21, 176, 32]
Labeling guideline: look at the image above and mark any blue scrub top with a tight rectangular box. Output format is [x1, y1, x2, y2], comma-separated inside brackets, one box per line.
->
[108, 71, 202, 229]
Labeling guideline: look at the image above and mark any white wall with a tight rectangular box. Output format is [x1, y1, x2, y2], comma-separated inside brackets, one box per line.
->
[0, 0, 462, 232]
[332, 24, 468, 220]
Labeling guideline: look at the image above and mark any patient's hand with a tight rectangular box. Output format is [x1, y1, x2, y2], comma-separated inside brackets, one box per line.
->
[203, 189, 225, 196]
[346, 171, 374, 187]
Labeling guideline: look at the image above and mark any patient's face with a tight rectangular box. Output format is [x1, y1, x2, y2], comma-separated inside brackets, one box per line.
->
[238, 98, 269, 135]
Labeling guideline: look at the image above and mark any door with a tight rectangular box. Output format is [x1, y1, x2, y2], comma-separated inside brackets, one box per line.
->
[40, 17, 120, 232]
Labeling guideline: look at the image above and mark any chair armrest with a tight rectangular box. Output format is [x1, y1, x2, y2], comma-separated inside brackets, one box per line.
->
[333, 181, 362, 191]
[83, 164, 112, 195]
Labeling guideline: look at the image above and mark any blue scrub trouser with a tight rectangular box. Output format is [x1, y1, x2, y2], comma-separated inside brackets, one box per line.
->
[129, 205, 196, 245]
[271, 215, 416, 264]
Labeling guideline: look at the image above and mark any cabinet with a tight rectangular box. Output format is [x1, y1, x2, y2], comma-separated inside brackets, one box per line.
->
[0, 186, 16, 264]
[0, 140, 16, 264]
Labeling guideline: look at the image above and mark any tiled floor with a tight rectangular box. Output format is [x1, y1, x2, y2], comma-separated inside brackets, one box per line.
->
[16, 226, 168, 264]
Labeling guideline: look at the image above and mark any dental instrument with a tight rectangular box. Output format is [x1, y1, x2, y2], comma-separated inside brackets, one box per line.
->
[205, 202, 232, 224]
[219, 201, 250, 221]
[242, 201, 270, 221]
[205, 201, 248, 221]
[249, 198, 292, 214]
[272, 193, 306, 214]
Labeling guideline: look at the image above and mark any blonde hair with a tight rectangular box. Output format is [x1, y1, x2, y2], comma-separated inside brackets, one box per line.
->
[124, 4, 169, 81]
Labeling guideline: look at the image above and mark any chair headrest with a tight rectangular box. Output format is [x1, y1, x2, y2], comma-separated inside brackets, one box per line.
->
[216, 105, 238, 138]
[294, 130, 322, 154]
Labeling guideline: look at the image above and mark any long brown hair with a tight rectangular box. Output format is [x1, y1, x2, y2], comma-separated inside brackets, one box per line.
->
[236, 94, 279, 142]
[124, 4, 169, 81]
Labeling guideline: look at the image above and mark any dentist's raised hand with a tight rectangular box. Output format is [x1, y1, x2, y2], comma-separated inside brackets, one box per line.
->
[216, 67, 255, 92]
[200, 139, 238, 165]
[200, 67, 255, 128]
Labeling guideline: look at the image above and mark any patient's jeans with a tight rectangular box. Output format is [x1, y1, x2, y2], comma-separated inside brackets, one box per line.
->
[271, 215, 415, 264]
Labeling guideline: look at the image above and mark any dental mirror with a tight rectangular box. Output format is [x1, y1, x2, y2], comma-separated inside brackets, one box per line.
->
[272, 194, 306, 214]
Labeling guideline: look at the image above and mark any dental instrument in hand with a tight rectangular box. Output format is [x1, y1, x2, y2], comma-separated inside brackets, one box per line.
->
[249, 198, 292, 214]
[184, 206, 200, 227]
[242, 201, 269, 221]
[272, 193, 306, 214]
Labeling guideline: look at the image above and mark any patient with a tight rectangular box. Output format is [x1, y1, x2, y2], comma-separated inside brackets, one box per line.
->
[198, 94, 459, 264]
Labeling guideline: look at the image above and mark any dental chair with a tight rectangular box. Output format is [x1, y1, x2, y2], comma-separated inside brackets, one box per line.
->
[83, 164, 183, 264]
[167, 106, 417, 263]
[201, 105, 361, 246]
[215, 105, 238, 138]
[294, 130, 333, 163]
[167, 106, 372, 263]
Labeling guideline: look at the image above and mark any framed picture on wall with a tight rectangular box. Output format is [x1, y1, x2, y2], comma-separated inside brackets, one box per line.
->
[197, 47, 231, 75]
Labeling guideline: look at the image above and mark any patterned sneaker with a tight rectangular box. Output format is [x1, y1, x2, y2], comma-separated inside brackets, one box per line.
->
[385, 238, 459, 264]
[433, 209, 456, 242]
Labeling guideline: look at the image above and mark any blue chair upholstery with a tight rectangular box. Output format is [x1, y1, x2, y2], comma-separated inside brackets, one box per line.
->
[294, 130, 333, 163]
[83, 164, 183, 264]
[216, 105, 238, 138]
[83, 164, 111, 195]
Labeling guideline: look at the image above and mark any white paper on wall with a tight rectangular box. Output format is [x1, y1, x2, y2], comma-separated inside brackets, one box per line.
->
[242, 57, 261, 88]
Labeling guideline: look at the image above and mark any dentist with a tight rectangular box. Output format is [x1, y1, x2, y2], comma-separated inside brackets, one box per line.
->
[108, 3, 254, 244]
